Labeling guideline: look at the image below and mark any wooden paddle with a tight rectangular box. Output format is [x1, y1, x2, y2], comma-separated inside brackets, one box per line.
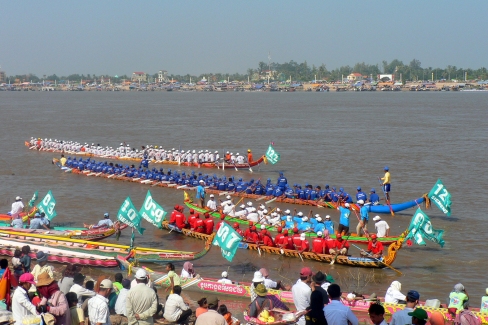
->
[378, 178, 395, 216]
[351, 243, 403, 275]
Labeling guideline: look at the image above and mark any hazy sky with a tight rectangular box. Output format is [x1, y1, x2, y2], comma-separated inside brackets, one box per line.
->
[2, 1, 486, 76]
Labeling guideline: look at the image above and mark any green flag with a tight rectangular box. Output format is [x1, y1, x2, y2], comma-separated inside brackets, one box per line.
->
[117, 197, 145, 235]
[405, 208, 445, 247]
[265, 144, 280, 165]
[28, 191, 39, 208]
[428, 179, 452, 216]
[212, 222, 243, 262]
[36, 191, 57, 220]
[139, 190, 167, 229]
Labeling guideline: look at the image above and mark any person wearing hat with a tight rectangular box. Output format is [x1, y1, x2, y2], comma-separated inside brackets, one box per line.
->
[218, 271, 232, 284]
[187, 209, 198, 230]
[29, 213, 44, 230]
[408, 308, 428, 325]
[31, 251, 53, 281]
[36, 272, 70, 325]
[250, 271, 265, 302]
[356, 200, 369, 236]
[10, 196, 24, 220]
[329, 233, 350, 256]
[87, 278, 113, 325]
[12, 273, 38, 325]
[215, 213, 227, 231]
[373, 216, 390, 237]
[324, 215, 335, 235]
[246, 207, 259, 223]
[360, 234, 383, 259]
[248, 283, 289, 318]
[324, 284, 359, 325]
[194, 213, 205, 234]
[196, 180, 206, 208]
[448, 283, 469, 315]
[292, 267, 312, 325]
[295, 233, 310, 253]
[127, 269, 158, 325]
[312, 231, 328, 255]
[381, 166, 391, 204]
[66, 292, 85, 325]
[260, 228, 275, 247]
[203, 212, 214, 235]
[90, 213, 114, 229]
[259, 268, 287, 291]
[247, 149, 253, 163]
[195, 296, 225, 325]
[311, 271, 330, 305]
[368, 303, 387, 325]
[337, 203, 351, 235]
[356, 187, 367, 203]
[206, 194, 217, 211]
[322, 274, 335, 291]
[232, 222, 244, 236]
[368, 188, 381, 205]
[69, 273, 96, 307]
[390, 290, 420, 325]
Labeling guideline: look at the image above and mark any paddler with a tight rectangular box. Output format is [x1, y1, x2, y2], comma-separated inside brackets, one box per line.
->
[90, 213, 113, 229]
[356, 200, 369, 236]
[175, 207, 188, 230]
[203, 213, 214, 235]
[187, 209, 198, 230]
[10, 196, 24, 219]
[273, 227, 284, 245]
[247, 149, 253, 163]
[381, 166, 391, 204]
[194, 214, 205, 233]
[215, 213, 227, 231]
[243, 221, 254, 238]
[310, 215, 326, 235]
[368, 188, 381, 205]
[296, 233, 310, 253]
[232, 223, 244, 236]
[356, 187, 367, 203]
[329, 233, 349, 256]
[260, 229, 275, 247]
[245, 226, 260, 244]
[337, 203, 351, 235]
[324, 215, 335, 235]
[360, 234, 383, 259]
[277, 172, 287, 191]
[312, 231, 327, 255]
[206, 194, 217, 211]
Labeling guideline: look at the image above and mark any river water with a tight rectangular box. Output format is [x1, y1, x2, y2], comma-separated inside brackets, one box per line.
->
[0, 91, 486, 315]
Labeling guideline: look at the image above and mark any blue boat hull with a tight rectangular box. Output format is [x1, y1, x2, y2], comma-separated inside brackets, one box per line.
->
[366, 197, 425, 214]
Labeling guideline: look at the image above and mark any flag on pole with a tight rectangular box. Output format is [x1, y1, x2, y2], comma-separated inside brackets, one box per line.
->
[117, 197, 145, 235]
[265, 143, 280, 165]
[139, 190, 166, 229]
[405, 208, 445, 247]
[36, 191, 57, 220]
[428, 179, 452, 216]
[28, 191, 39, 208]
[212, 222, 243, 262]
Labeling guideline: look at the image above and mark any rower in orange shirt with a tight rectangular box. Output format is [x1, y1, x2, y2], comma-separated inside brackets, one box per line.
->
[247, 149, 253, 163]
[360, 234, 384, 259]
[329, 233, 349, 256]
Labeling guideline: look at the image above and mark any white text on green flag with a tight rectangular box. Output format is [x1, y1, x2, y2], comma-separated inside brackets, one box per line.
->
[265, 144, 280, 165]
[36, 191, 57, 220]
[28, 191, 39, 208]
[118, 197, 145, 235]
[139, 191, 167, 229]
[212, 222, 242, 262]
[428, 179, 452, 216]
[405, 208, 445, 247]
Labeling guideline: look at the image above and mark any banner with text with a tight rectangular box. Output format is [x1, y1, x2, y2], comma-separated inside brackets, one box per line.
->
[139, 190, 167, 229]
[212, 222, 243, 262]
[118, 197, 145, 235]
[428, 179, 452, 216]
[405, 208, 445, 247]
[265, 144, 280, 165]
[36, 191, 57, 220]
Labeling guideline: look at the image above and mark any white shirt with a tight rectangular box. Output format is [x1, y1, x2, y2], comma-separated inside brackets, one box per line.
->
[10, 201, 24, 219]
[12, 286, 38, 325]
[163, 294, 188, 322]
[375, 220, 390, 237]
[206, 199, 217, 210]
[114, 288, 129, 316]
[181, 269, 193, 278]
[69, 283, 96, 306]
[88, 294, 111, 325]
[323, 300, 359, 325]
[264, 278, 278, 289]
[292, 280, 311, 325]
[246, 213, 259, 223]
[217, 278, 232, 284]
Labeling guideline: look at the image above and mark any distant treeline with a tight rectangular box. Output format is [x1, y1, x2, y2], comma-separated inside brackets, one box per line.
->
[6, 59, 488, 83]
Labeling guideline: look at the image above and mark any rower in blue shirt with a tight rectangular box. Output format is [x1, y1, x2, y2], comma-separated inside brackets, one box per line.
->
[226, 178, 236, 191]
[265, 182, 275, 196]
[273, 187, 283, 197]
[297, 186, 306, 200]
[310, 215, 326, 234]
[254, 181, 264, 195]
[368, 188, 381, 205]
[235, 179, 246, 192]
[284, 186, 295, 199]
[277, 172, 287, 191]
[342, 190, 354, 204]
[324, 215, 335, 234]
[304, 184, 311, 200]
[245, 179, 255, 194]
[356, 187, 367, 203]
[217, 179, 227, 191]
[310, 186, 319, 200]
[293, 211, 305, 224]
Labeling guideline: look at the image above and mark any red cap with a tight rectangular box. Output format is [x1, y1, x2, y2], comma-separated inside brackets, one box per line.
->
[300, 267, 313, 277]
[204, 212, 210, 218]
[220, 213, 225, 220]
[370, 234, 377, 239]
[174, 205, 179, 210]
[283, 230, 289, 235]
[249, 221, 254, 226]
[293, 227, 299, 234]
[261, 229, 267, 234]
[233, 222, 239, 228]
[277, 226, 283, 233]
[251, 226, 257, 231]
[189, 209, 194, 213]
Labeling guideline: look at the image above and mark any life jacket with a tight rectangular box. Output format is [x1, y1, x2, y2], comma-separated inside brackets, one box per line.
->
[225, 153, 231, 161]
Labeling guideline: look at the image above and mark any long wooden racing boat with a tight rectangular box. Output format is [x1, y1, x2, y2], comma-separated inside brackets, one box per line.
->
[51, 157, 428, 214]
[28, 141, 266, 169]
[0, 207, 37, 222]
[0, 229, 214, 264]
[0, 222, 127, 241]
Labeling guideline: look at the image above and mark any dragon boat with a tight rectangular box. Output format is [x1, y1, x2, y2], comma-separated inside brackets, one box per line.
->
[0, 206, 37, 222]
[0, 222, 127, 241]
[51, 158, 428, 215]
[0, 229, 214, 265]
[29, 141, 266, 169]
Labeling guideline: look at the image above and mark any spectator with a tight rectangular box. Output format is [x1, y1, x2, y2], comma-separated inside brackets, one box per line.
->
[31, 252, 53, 281]
[292, 267, 312, 325]
[218, 305, 237, 325]
[66, 292, 85, 325]
[11, 273, 38, 325]
[305, 291, 326, 325]
[59, 265, 80, 294]
[127, 269, 158, 325]
[195, 296, 226, 325]
[323, 284, 359, 325]
[196, 297, 208, 317]
[163, 285, 192, 324]
[114, 279, 131, 317]
[20, 246, 31, 273]
[69, 273, 96, 307]
[165, 263, 180, 293]
[408, 308, 428, 325]
[368, 303, 387, 325]
[36, 272, 70, 325]
[87, 279, 112, 325]
[390, 290, 420, 325]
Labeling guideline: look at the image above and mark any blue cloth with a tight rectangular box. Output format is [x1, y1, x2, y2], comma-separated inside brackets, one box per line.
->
[11, 218, 24, 228]
[369, 193, 380, 204]
[325, 221, 334, 234]
[313, 223, 326, 233]
[297, 222, 312, 231]
[97, 219, 113, 227]
[338, 207, 351, 227]
[356, 191, 367, 202]
[196, 185, 205, 199]
[360, 206, 369, 221]
[29, 218, 43, 229]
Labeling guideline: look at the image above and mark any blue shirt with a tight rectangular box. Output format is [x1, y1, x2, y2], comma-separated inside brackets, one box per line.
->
[338, 207, 351, 227]
[356, 191, 367, 202]
[11, 218, 24, 228]
[369, 193, 380, 204]
[313, 223, 326, 233]
[29, 218, 43, 229]
[360, 206, 369, 221]
[325, 221, 334, 234]
[297, 222, 312, 231]
[196, 185, 205, 199]
[277, 176, 287, 188]
[97, 219, 113, 227]
[323, 300, 359, 325]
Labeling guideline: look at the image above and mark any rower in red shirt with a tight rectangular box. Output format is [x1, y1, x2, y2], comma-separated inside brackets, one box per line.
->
[297, 233, 310, 252]
[292, 227, 302, 248]
[194, 215, 205, 233]
[283, 230, 295, 250]
[233, 223, 244, 237]
[187, 209, 198, 229]
[329, 233, 350, 256]
[243, 221, 254, 238]
[260, 229, 275, 247]
[216, 213, 227, 231]
[175, 207, 187, 229]
[169, 205, 180, 225]
[204, 213, 214, 235]
[360, 234, 384, 259]
[312, 231, 327, 254]
[245, 226, 260, 244]
[274, 227, 284, 246]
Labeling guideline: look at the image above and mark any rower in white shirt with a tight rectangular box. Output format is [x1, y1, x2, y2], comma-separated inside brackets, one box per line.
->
[10, 196, 24, 219]
[206, 194, 217, 211]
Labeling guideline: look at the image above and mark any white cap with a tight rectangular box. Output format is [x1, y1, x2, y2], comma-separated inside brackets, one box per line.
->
[357, 200, 364, 205]
[226, 195, 231, 199]
[251, 207, 256, 212]
[252, 271, 264, 282]
[236, 153, 239, 155]
[284, 209, 290, 214]
[99, 279, 113, 289]
[199, 180, 204, 183]
[15, 196, 22, 200]
[297, 212, 303, 216]
[263, 209, 268, 214]
[325, 215, 331, 219]
[260, 225, 266, 230]
[240, 204, 246, 209]
[247, 202, 253, 206]
[222, 271, 228, 278]
[135, 269, 148, 280]
[271, 212, 277, 217]
[300, 233, 306, 240]
[314, 214, 320, 218]
[344, 203, 350, 208]
[346, 293, 356, 301]
[316, 217, 322, 222]
[215, 151, 218, 153]
[317, 231, 323, 237]
[276, 208, 281, 212]
[373, 216, 381, 221]
[210, 194, 215, 198]
[259, 204, 265, 209]
[302, 217, 308, 222]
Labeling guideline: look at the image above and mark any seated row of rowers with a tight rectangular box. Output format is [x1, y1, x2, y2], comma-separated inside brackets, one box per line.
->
[168, 205, 384, 258]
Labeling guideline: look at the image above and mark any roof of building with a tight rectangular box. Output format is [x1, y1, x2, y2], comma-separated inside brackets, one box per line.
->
[132, 72, 146, 75]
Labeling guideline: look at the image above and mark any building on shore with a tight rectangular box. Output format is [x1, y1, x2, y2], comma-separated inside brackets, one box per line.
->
[0, 70, 6, 83]
[131, 72, 147, 82]
[158, 70, 168, 83]
[347, 72, 363, 81]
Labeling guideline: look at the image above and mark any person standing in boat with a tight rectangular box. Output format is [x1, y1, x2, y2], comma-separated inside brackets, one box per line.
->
[373, 216, 390, 237]
[337, 203, 351, 235]
[277, 172, 287, 191]
[247, 149, 253, 163]
[381, 166, 391, 204]
[10, 196, 24, 219]
[356, 200, 369, 236]
[196, 180, 206, 208]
